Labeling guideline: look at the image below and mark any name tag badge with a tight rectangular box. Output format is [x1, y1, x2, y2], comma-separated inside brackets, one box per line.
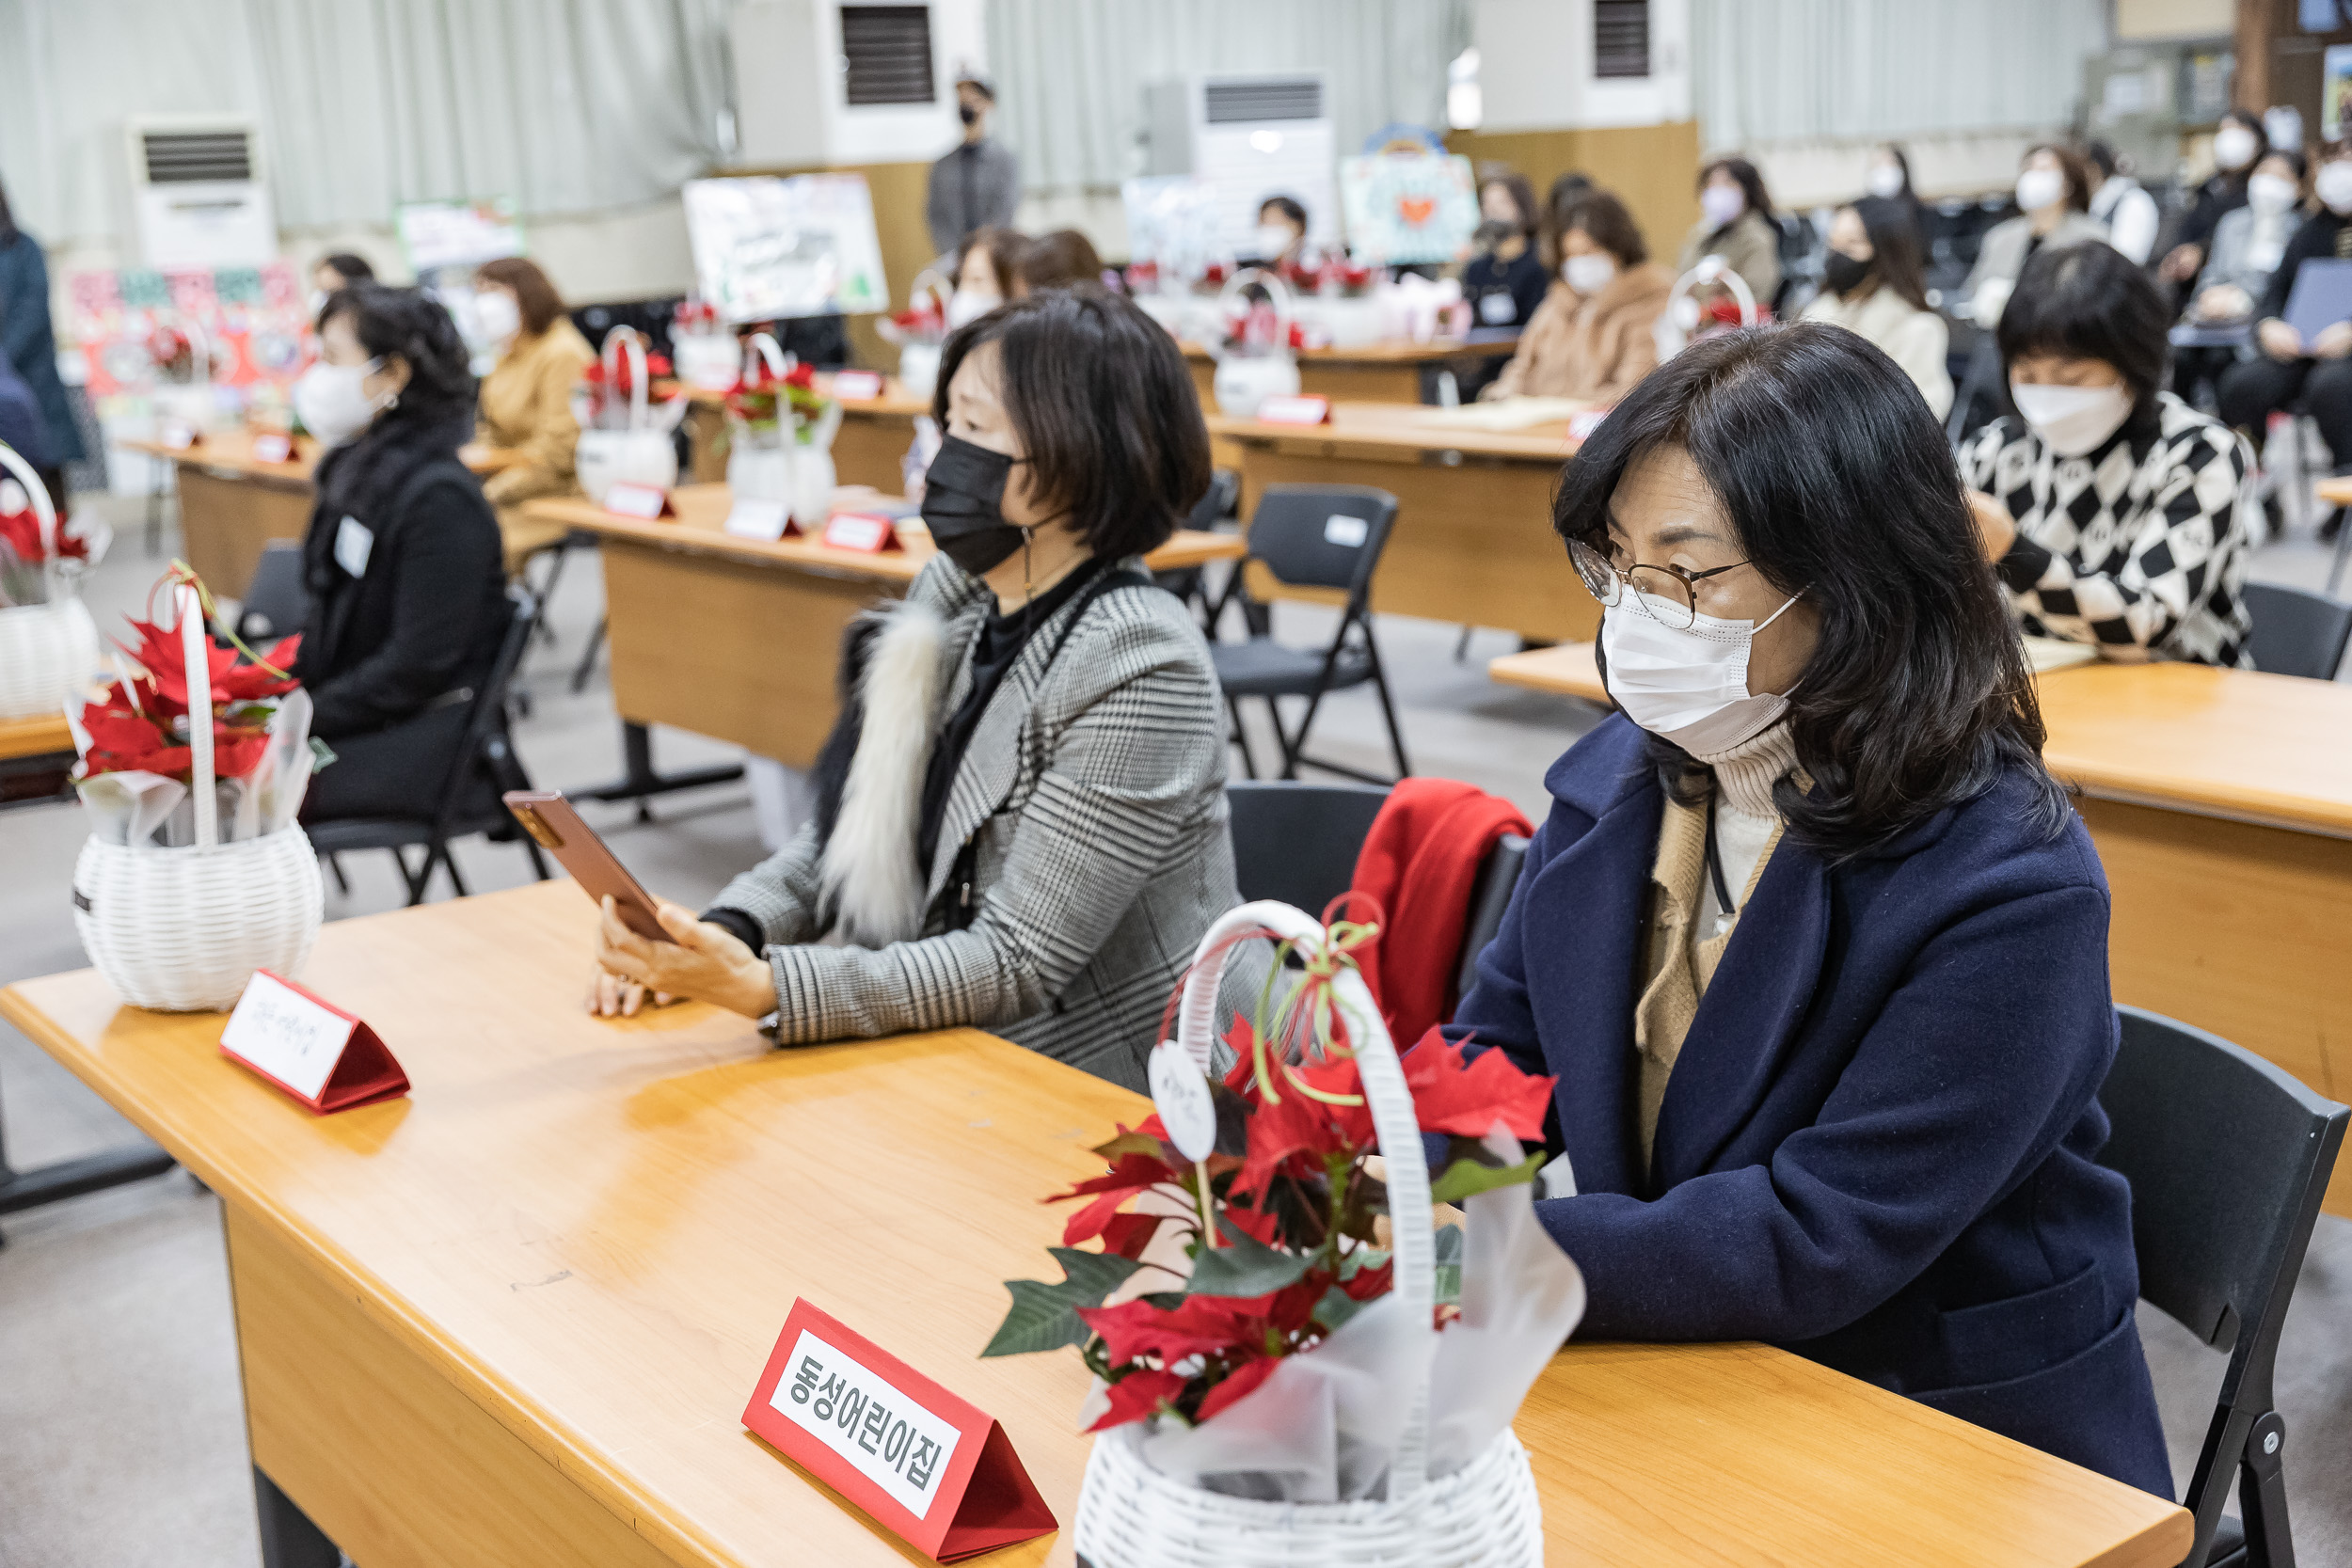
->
[820, 512, 898, 553]
[251, 433, 295, 464]
[1478, 290, 1517, 325]
[742, 1299, 1055, 1560]
[833, 370, 884, 401]
[218, 970, 409, 1114]
[1324, 513, 1370, 547]
[724, 497, 791, 541]
[1256, 393, 1330, 426]
[334, 515, 373, 578]
[603, 481, 672, 518]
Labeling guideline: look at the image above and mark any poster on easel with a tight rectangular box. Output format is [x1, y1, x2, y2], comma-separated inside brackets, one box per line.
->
[683, 175, 889, 323]
[1121, 175, 1223, 278]
[396, 198, 529, 273]
[2326, 46, 2352, 143]
[1338, 151, 1479, 266]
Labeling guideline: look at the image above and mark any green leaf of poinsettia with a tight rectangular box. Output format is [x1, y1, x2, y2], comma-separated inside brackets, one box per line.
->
[979, 1246, 1144, 1357]
[1428, 1149, 1546, 1206]
[1186, 1214, 1314, 1298]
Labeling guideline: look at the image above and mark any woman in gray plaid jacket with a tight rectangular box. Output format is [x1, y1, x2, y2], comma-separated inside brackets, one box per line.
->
[586, 290, 1242, 1092]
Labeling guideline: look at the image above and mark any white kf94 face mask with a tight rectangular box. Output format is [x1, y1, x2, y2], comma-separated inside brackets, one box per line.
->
[1600, 588, 1804, 760]
[2010, 379, 2133, 458]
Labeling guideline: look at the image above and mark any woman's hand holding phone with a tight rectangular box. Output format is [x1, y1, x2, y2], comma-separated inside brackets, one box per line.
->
[588, 895, 775, 1020]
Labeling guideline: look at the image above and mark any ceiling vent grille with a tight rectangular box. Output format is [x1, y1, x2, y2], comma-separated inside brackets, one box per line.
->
[1203, 76, 1324, 125]
[1595, 0, 1651, 79]
[139, 129, 254, 184]
[841, 5, 935, 105]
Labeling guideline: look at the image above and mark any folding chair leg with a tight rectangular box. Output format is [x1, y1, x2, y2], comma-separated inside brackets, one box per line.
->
[1274, 690, 1323, 782]
[394, 847, 430, 907]
[438, 841, 471, 899]
[1453, 626, 1474, 663]
[325, 853, 349, 895]
[2239, 1411, 2293, 1568]
[521, 835, 550, 881]
[1226, 696, 1259, 781]
[570, 616, 608, 693]
[1365, 640, 1412, 780]
[2329, 498, 2352, 596]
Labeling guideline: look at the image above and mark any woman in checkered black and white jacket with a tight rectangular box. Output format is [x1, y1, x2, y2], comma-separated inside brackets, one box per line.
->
[1961, 242, 2255, 667]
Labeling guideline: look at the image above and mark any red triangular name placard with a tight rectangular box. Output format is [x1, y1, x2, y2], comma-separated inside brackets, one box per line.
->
[219, 969, 409, 1114]
[742, 1298, 1055, 1561]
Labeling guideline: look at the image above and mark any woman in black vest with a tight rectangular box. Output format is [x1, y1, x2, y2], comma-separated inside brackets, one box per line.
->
[292, 284, 508, 822]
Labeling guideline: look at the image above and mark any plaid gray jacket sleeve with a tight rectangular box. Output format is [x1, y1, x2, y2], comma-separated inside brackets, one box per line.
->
[758, 579, 1232, 1083]
[707, 825, 824, 950]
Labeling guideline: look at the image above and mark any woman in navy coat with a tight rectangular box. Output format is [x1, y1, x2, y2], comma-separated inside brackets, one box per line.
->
[1456, 323, 2173, 1496]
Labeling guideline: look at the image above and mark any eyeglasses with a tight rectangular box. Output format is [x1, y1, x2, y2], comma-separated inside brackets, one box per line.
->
[1566, 536, 1755, 631]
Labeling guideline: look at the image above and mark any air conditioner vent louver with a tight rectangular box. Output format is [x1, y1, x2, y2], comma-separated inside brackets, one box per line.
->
[1203, 77, 1323, 125]
[141, 130, 254, 184]
[1595, 0, 1651, 79]
[841, 5, 935, 106]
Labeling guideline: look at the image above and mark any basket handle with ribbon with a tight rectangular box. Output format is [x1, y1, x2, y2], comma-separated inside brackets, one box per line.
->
[740, 330, 793, 388]
[1166, 898, 1438, 1501]
[1216, 267, 1295, 358]
[169, 581, 221, 849]
[0, 438, 61, 593]
[600, 325, 654, 432]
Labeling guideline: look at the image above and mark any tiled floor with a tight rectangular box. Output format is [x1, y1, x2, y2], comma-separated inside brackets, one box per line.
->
[2, 491, 2347, 1564]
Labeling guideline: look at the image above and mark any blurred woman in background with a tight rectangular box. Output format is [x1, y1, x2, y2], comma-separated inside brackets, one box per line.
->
[1677, 156, 1781, 309]
[0, 177, 86, 515]
[1015, 230, 1105, 294]
[1801, 196, 1952, 418]
[949, 227, 1027, 328]
[1485, 189, 1670, 404]
[1962, 143, 2105, 327]
[2160, 108, 2269, 292]
[310, 251, 375, 314]
[2175, 148, 2305, 409]
[1462, 172, 1549, 332]
[2085, 141, 2160, 265]
[471, 257, 596, 569]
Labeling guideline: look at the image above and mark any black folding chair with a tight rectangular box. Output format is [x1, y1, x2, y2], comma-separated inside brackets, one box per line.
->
[1156, 468, 1242, 634]
[306, 588, 551, 904]
[1225, 780, 1390, 916]
[1210, 485, 1407, 784]
[1454, 832, 1530, 999]
[234, 541, 310, 643]
[2099, 1006, 2348, 1568]
[2241, 582, 2352, 680]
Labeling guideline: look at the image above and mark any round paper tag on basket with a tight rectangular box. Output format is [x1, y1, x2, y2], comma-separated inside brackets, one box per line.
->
[1148, 1038, 1217, 1162]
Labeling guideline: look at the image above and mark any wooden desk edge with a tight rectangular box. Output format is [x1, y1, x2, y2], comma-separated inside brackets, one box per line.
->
[0, 981, 751, 1568]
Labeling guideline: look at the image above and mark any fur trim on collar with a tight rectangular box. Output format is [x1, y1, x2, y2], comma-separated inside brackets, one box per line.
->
[819, 600, 946, 944]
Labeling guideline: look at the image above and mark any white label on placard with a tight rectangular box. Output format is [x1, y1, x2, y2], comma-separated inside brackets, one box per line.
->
[1256, 395, 1329, 426]
[770, 1328, 962, 1520]
[1149, 1039, 1217, 1162]
[604, 483, 666, 518]
[724, 498, 790, 541]
[252, 434, 294, 463]
[220, 972, 356, 1101]
[821, 514, 891, 552]
[834, 370, 884, 400]
[161, 422, 197, 450]
[1324, 514, 1370, 547]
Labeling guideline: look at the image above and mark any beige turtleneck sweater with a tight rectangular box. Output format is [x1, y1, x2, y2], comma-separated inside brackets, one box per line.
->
[1633, 722, 1800, 1164]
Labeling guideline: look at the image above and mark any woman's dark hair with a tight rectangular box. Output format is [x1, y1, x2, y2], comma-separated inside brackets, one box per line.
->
[1259, 195, 1308, 230]
[1554, 324, 2065, 861]
[318, 283, 477, 433]
[1699, 156, 1775, 227]
[1874, 143, 1915, 199]
[1553, 189, 1648, 269]
[475, 256, 566, 337]
[1546, 170, 1594, 211]
[1844, 196, 1931, 311]
[1017, 229, 1105, 293]
[1479, 172, 1539, 239]
[2084, 138, 2123, 182]
[931, 289, 1210, 559]
[2265, 148, 2311, 182]
[317, 252, 375, 287]
[2023, 143, 2098, 214]
[957, 226, 1029, 294]
[1995, 242, 2170, 414]
[1538, 172, 1598, 268]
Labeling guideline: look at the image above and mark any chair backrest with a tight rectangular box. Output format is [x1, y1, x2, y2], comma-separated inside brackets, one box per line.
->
[2242, 581, 2352, 680]
[1188, 467, 1241, 532]
[435, 587, 541, 822]
[1226, 780, 1390, 916]
[237, 541, 310, 641]
[1245, 485, 1400, 599]
[1454, 832, 1530, 1000]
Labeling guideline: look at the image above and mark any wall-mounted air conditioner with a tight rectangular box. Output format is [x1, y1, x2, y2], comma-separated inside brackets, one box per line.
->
[1146, 74, 1339, 256]
[126, 117, 276, 270]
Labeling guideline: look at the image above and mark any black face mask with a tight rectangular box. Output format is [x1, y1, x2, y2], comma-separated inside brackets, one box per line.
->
[922, 435, 1027, 576]
[959, 103, 980, 127]
[1822, 249, 1873, 296]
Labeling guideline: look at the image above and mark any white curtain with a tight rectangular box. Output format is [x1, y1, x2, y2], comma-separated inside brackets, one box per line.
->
[1691, 0, 2109, 150]
[985, 0, 1471, 195]
[0, 0, 731, 245]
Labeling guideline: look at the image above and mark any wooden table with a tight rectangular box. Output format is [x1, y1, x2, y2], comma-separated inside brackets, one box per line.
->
[0, 880, 2190, 1568]
[684, 378, 932, 494]
[1180, 335, 1520, 407]
[119, 431, 523, 596]
[1488, 641, 2352, 1215]
[1206, 402, 1591, 641]
[524, 484, 1243, 772]
[0, 712, 77, 810]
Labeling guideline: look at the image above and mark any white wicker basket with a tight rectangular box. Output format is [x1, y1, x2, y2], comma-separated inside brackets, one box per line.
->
[1071, 900, 1544, 1568]
[0, 439, 101, 720]
[70, 584, 323, 1011]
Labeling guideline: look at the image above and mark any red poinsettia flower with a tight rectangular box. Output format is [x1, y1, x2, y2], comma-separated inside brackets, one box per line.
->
[1053, 1148, 1181, 1248]
[1400, 1029, 1555, 1142]
[1091, 1367, 1186, 1431]
[784, 362, 816, 390]
[114, 620, 298, 709]
[0, 497, 89, 564]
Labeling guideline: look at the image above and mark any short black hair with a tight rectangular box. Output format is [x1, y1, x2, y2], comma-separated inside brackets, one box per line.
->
[1844, 196, 1930, 311]
[317, 252, 375, 286]
[1554, 324, 2065, 862]
[1996, 242, 2170, 414]
[1259, 195, 1307, 230]
[932, 289, 1210, 560]
[318, 283, 476, 433]
[1555, 189, 1648, 268]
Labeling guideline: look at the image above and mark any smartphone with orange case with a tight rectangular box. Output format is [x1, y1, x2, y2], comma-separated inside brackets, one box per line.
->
[501, 791, 675, 943]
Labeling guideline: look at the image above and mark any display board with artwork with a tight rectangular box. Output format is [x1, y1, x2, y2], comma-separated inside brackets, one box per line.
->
[1338, 151, 1479, 267]
[683, 176, 889, 323]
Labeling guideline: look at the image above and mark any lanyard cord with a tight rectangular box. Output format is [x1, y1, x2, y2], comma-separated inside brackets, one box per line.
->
[1704, 788, 1736, 918]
